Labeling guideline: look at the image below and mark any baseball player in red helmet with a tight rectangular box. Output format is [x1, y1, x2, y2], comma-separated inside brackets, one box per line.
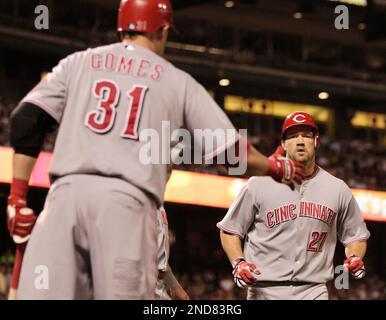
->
[218, 111, 370, 299]
[7, 1, 304, 299]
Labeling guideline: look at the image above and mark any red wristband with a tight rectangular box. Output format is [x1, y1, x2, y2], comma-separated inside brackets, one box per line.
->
[10, 178, 29, 199]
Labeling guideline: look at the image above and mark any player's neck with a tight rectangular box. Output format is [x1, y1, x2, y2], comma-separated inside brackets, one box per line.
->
[122, 37, 157, 54]
[304, 161, 317, 177]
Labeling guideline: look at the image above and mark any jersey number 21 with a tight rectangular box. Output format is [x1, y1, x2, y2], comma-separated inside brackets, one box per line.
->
[307, 231, 327, 252]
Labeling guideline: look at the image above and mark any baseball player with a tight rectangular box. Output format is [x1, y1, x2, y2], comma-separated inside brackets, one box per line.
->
[154, 206, 188, 300]
[217, 112, 370, 300]
[6, 0, 305, 299]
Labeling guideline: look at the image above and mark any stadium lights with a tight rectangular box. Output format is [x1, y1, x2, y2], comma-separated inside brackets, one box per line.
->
[224, 1, 235, 8]
[0, 147, 384, 220]
[329, 0, 367, 7]
[357, 22, 366, 30]
[293, 11, 303, 19]
[318, 92, 329, 100]
[219, 78, 231, 86]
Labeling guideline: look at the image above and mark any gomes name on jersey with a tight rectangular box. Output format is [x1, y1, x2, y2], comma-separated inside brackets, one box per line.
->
[91, 53, 164, 81]
[266, 201, 336, 229]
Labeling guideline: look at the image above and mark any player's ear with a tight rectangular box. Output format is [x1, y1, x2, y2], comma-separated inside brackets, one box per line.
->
[157, 25, 169, 41]
[314, 135, 320, 150]
[281, 140, 286, 151]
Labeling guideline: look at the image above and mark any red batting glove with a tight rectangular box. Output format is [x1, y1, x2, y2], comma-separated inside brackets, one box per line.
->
[7, 179, 37, 244]
[232, 258, 260, 288]
[343, 255, 366, 280]
[271, 145, 286, 157]
[267, 153, 305, 188]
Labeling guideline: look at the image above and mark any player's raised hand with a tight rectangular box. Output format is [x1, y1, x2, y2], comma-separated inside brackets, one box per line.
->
[267, 153, 305, 188]
[232, 258, 260, 288]
[343, 255, 366, 280]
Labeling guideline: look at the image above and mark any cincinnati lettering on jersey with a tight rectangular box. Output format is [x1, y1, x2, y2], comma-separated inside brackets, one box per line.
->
[299, 201, 336, 226]
[266, 204, 297, 228]
[91, 53, 164, 81]
[265, 202, 336, 228]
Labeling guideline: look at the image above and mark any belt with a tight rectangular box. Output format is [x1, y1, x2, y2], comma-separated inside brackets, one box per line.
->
[253, 281, 315, 287]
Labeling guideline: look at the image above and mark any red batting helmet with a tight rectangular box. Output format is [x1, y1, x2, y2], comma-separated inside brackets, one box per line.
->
[117, 0, 174, 33]
[281, 111, 319, 143]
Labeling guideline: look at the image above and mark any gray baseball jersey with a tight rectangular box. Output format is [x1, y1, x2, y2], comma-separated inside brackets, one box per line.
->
[21, 43, 236, 205]
[217, 166, 370, 284]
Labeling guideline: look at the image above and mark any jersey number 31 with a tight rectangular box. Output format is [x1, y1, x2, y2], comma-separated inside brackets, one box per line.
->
[85, 80, 148, 140]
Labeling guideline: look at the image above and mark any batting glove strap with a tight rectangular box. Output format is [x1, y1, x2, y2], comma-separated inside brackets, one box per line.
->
[10, 178, 29, 199]
[231, 257, 245, 269]
[343, 255, 366, 279]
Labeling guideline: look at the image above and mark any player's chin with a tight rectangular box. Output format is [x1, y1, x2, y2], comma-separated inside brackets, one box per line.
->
[293, 154, 309, 163]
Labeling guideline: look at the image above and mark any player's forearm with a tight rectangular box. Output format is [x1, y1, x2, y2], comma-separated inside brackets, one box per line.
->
[345, 241, 367, 259]
[163, 264, 179, 289]
[164, 264, 189, 300]
[246, 145, 269, 176]
[220, 230, 244, 263]
[13, 153, 37, 181]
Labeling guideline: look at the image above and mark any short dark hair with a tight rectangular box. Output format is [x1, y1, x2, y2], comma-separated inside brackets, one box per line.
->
[118, 30, 146, 41]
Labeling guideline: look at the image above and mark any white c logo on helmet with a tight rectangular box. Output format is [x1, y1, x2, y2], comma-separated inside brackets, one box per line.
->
[292, 114, 306, 123]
